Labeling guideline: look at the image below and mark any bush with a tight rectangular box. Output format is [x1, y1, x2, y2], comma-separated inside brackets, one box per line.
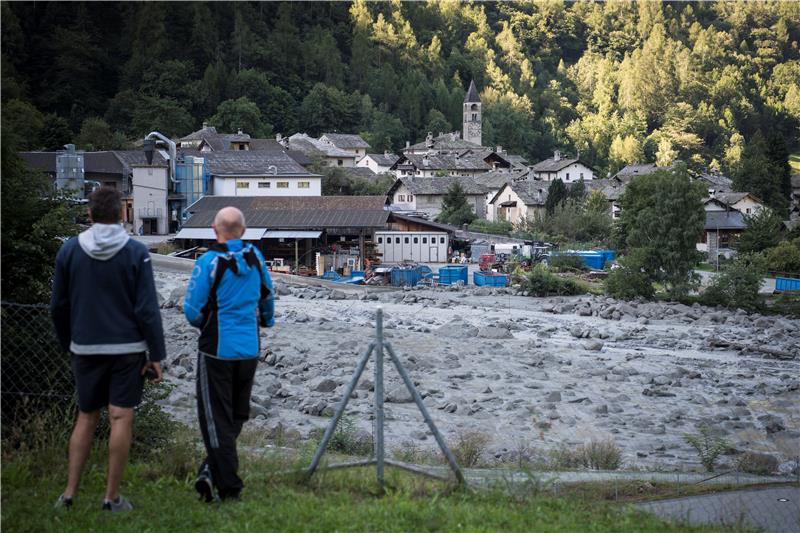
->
[763, 238, 800, 275]
[604, 252, 654, 300]
[701, 253, 766, 311]
[449, 430, 490, 467]
[684, 427, 729, 472]
[521, 264, 585, 296]
[468, 218, 513, 236]
[549, 438, 622, 470]
[309, 416, 373, 457]
[548, 254, 586, 272]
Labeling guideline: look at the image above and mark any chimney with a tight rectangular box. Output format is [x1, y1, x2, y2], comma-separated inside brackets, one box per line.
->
[406, 141, 410, 149]
[496, 145, 503, 154]
[426, 132, 434, 149]
[202, 121, 208, 129]
[439, 131, 444, 137]
[554, 150, 561, 161]
[276, 133, 282, 142]
[237, 128, 243, 135]
[422, 155, 430, 167]
[384, 150, 391, 157]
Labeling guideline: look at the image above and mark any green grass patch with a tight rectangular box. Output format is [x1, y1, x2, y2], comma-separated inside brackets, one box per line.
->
[1, 446, 716, 532]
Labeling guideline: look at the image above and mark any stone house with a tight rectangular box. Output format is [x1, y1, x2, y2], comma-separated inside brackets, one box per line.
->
[386, 176, 488, 220]
[530, 151, 596, 182]
[319, 133, 371, 162]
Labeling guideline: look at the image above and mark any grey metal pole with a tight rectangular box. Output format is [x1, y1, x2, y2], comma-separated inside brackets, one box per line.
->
[306, 342, 376, 478]
[384, 342, 466, 485]
[375, 307, 385, 489]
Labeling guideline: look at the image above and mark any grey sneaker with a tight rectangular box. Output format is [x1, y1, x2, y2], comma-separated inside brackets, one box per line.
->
[102, 495, 133, 512]
[195, 465, 216, 503]
[54, 494, 73, 509]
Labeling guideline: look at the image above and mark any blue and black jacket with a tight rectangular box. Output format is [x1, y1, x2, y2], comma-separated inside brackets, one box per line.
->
[184, 240, 275, 359]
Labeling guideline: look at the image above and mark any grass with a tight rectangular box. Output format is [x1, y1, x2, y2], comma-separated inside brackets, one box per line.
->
[1, 445, 719, 533]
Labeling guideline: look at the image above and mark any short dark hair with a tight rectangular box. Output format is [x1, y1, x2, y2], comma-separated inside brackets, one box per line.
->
[89, 187, 122, 223]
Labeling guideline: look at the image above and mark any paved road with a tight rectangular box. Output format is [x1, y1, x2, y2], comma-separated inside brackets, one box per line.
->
[637, 486, 800, 533]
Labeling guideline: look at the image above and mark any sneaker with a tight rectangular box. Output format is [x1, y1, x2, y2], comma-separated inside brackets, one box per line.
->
[54, 494, 73, 509]
[102, 495, 133, 512]
[194, 467, 215, 503]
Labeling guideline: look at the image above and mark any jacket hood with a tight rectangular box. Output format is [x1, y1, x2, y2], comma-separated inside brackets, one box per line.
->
[78, 224, 130, 261]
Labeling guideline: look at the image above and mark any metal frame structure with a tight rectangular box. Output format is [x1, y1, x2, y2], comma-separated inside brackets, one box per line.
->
[305, 307, 465, 488]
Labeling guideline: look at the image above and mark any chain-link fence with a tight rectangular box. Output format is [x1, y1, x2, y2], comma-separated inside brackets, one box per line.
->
[1, 301, 75, 438]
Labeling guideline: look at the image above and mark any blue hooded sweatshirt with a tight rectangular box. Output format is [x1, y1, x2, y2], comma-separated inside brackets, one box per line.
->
[183, 240, 274, 359]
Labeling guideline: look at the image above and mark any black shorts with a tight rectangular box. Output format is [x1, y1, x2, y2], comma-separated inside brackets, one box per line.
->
[71, 353, 146, 412]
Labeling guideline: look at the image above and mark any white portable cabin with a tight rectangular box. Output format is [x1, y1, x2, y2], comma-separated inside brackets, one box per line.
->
[375, 231, 449, 263]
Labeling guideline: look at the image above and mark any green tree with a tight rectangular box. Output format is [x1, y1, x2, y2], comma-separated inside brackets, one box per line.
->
[763, 238, 800, 275]
[424, 109, 452, 136]
[0, 142, 80, 303]
[734, 132, 792, 213]
[545, 179, 568, 214]
[361, 111, 408, 152]
[76, 117, 113, 151]
[40, 114, 73, 151]
[570, 179, 586, 201]
[585, 189, 610, 214]
[1, 99, 44, 150]
[210, 97, 271, 137]
[735, 207, 784, 254]
[701, 253, 766, 311]
[299, 83, 361, 136]
[616, 165, 707, 297]
[436, 182, 476, 225]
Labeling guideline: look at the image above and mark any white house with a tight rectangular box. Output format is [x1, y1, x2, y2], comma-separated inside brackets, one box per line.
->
[487, 180, 548, 225]
[391, 152, 492, 179]
[530, 151, 595, 182]
[319, 133, 371, 162]
[194, 151, 322, 197]
[132, 164, 169, 235]
[386, 176, 488, 219]
[714, 192, 764, 216]
[473, 168, 528, 221]
[357, 152, 401, 174]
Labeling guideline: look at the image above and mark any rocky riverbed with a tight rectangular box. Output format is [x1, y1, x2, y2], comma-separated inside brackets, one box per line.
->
[154, 268, 799, 475]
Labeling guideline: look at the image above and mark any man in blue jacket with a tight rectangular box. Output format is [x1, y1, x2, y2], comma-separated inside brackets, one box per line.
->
[184, 206, 274, 502]
[51, 187, 165, 512]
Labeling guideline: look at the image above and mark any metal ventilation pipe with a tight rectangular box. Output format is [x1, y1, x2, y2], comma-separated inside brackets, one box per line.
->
[145, 131, 176, 182]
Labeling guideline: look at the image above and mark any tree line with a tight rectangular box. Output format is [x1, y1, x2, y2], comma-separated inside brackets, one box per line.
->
[2, 1, 798, 200]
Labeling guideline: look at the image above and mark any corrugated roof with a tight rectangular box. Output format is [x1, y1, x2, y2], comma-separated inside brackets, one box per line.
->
[464, 79, 480, 103]
[321, 133, 371, 149]
[19, 150, 167, 175]
[180, 150, 318, 177]
[183, 196, 389, 230]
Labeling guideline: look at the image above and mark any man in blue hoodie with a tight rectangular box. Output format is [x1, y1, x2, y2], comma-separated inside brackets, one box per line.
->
[50, 187, 166, 512]
[184, 206, 274, 502]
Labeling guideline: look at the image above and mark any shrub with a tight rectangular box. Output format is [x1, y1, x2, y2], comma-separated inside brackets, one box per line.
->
[605, 252, 655, 299]
[449, 430, 490, 467]
[763, 238, 800, 275]
[701, 253, 766, 311]
[392, 440, 442, 465]
[548, 254, 586, 272]
[309, 416, 373, 457]
[684, 427, 729, 472]
[549, 438, 622, 470]
[468, 218, 513, 236]
[521, 264, 585, 297]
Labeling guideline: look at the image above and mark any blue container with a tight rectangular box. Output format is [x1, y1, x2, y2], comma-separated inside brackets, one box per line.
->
[474, 271, 508, 287]
[322, 271, 342, 281]
[438, 265, 468, 286]
[596, 249, 616, 265]
[571, 251, 605, 270]
[775, 277, 800, 291]
[391, 265, 433, 287]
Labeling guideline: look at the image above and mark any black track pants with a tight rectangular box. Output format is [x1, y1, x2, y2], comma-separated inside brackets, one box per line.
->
[196, 353, 258, 498]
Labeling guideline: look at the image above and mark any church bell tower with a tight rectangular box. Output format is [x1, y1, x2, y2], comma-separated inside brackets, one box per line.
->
[462, 79, 482, 146]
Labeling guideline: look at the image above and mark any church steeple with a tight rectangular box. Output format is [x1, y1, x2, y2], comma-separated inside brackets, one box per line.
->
[463, 80, 482, 146]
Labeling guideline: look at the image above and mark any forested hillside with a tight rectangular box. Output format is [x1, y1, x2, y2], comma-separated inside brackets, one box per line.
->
[2, 1, 799, 179]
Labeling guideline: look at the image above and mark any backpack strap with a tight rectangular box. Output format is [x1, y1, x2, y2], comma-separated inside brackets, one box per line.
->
[243, 245, 271, 301]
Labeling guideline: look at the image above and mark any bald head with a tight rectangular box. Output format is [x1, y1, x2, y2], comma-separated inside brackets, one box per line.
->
[212, 207, 246, 242]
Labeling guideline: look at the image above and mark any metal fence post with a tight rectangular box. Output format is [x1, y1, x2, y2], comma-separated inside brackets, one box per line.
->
[375, 307, 385, 489]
